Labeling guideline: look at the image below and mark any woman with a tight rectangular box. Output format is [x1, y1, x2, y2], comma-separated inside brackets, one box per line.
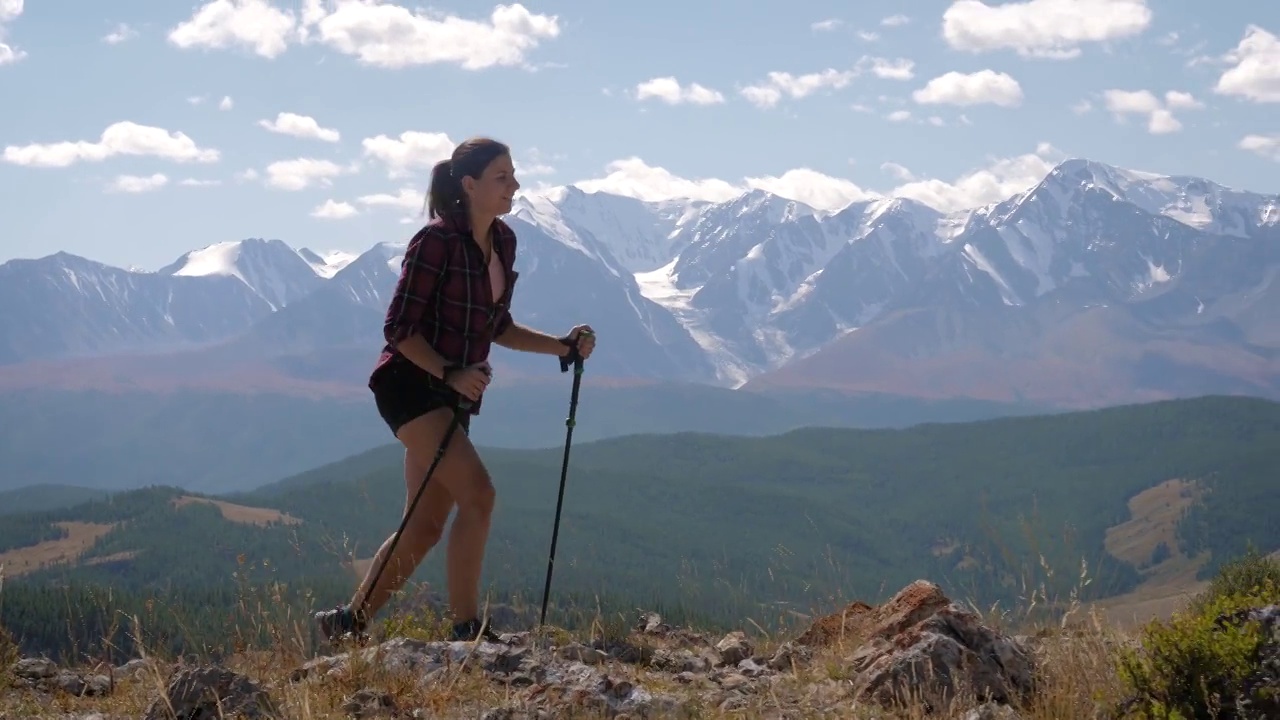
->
[314, 136, 597, 644]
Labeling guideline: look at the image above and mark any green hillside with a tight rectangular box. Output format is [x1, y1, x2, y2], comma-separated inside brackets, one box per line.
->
[0, 384, 1044, 494]
[0, 484, 110, 515]
[2, 395, 1278, 664]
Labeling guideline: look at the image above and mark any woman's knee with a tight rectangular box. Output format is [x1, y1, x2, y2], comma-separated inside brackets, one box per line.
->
[467, 472, 496, 515]
[397, 409, 495, 515]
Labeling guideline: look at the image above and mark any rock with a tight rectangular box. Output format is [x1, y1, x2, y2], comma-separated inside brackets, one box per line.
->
[292, 635, 697, 719]
[965, 701, 1023, 719]
[636, 612, 670, 636]
[715, 631, 752, 666]
[765, 641, 811, 671]
[800, 580, 1035, 712]
[14, 657, 57, 680]
[342, 688, 399, 718]
[554, 642, 608, 665]
[144, 665, 278, 720]
[10, 656, 113, 697]
[113, 657, 156, 682]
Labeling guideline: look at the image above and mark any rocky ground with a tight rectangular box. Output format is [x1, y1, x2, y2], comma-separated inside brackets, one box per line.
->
[4, 579, 1274, 719]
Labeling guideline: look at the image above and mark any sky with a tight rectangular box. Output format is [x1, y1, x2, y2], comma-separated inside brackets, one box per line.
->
[1, 0, 1278, 270]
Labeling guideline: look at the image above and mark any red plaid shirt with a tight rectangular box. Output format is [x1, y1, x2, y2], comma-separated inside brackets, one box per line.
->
[372, 210, 519, 413]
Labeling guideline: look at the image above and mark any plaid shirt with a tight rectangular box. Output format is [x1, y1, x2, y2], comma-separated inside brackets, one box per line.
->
[372, 211, 519, 413]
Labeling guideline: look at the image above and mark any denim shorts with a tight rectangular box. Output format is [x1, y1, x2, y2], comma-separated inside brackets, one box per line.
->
[369, 358, 472, 437]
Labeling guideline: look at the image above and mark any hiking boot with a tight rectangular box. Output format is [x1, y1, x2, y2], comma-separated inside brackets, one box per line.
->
[450, 617, 505, 643]
[315, 605, 368, 644]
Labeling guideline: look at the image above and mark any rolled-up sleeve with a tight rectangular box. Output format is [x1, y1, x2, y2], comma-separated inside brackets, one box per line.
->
[383, 230, 447, 346]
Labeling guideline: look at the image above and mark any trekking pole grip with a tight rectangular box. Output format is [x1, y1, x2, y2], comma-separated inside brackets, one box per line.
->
[558, 330, 591, 374]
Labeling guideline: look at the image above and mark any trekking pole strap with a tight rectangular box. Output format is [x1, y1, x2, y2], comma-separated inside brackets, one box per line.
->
[558, 330, 592, 374]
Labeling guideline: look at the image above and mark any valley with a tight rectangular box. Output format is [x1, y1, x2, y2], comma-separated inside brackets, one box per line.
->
[1, 395, 1277, 662]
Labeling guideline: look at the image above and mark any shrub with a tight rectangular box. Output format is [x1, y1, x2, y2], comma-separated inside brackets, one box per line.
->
[1189, 546, 1280, 616]
[1115, 549, 1280, 719]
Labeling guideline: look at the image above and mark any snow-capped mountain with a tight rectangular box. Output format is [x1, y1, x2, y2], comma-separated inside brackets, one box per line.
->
[2, 157, 1277, 406]
[158, 238, 326, 310]
[0, 251, 273, 365]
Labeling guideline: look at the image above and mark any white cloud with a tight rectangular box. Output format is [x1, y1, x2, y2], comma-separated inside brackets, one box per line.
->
[941, 0, 1151, 59]
[889, 143, 1065, 211]
[572, 158, 744, 204]
[357, 187, 423, 211]
[311, 199, 359, 219]
[1214, 25, 1280, 103]
[1102, 89, 1203, 133]
[811, 19, 842, 32]
[881, 162, 915, 181]
[1239, 134, 1280, 161]
[168, 0, 297, 58]
[0, 0, 25, 65]
[264, 157, 346, 190]
[912, 69, 1023, 107]
[1164, 90, 1204, 110]
[745, 168, 879, 211]
[258, 112, 341, 142]
[741, 68, 860, 108]
[168, 0, 562, 70]
[561, 144, 1064, 215]
[179, 178, 222, 187]
[740, 56, 913, 108]
[103, 23, 138, 44]
[886, 109, 912, 122]
[634, 77, 726, 105]
[516, 160, 555, 176]
[857, 30, 880, 42]
[219, 95, 234, 110]
[361, 130, 454, 178]
[108, 173, 169, 193]
[863, 57, 915, 81]
[881, 14, 910, 27]
[2, 121, 220, 168]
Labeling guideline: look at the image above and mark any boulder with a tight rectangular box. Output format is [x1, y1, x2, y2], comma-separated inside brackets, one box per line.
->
[798, 579, 1036, 712]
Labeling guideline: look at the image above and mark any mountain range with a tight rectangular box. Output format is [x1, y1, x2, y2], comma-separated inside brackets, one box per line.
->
[2, 157, 1279, 408]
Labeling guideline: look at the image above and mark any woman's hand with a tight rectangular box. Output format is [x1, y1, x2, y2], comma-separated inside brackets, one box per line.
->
[445, 361, 492, 402]
[562, 325, 595, 360]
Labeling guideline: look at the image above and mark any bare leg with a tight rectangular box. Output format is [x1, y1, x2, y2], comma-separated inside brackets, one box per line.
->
[392, 408, 496, 624]
[349, 438, 455, 620]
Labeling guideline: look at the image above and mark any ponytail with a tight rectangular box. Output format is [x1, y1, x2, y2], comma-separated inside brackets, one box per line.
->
[426, 158, 465, 219]
[422, 137, 512, 220]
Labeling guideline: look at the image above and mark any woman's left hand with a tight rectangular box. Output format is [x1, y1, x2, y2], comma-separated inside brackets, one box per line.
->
[565, 324, 595, 359]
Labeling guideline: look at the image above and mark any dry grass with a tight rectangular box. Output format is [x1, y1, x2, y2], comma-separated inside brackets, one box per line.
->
[1090, 478, 1212, 630]
[1103, 479, 1200, 569]
[0, 539, 1172, 720]
[172, 495, 302, 527]
[0, 600, 1142, 720]
[0, 521, 115, 577]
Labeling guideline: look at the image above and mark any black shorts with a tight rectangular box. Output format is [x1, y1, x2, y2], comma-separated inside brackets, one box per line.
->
[370, 359, 472, 437]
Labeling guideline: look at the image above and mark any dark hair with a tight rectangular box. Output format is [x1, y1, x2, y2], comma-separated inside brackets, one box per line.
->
[425, 136, 512, 219]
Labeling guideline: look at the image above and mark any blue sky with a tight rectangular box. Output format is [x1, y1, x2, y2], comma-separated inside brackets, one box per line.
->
[1, 0, 1278, 269]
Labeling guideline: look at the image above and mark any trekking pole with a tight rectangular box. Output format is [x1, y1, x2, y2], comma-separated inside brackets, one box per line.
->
[538, 331, 591, 628]
[355, 394, 472, 624]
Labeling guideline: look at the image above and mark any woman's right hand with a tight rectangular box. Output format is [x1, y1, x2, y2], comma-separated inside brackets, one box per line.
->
[445, 362, 492, 402]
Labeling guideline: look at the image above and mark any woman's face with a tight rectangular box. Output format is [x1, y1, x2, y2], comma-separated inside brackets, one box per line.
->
[465, 153, 520, 217]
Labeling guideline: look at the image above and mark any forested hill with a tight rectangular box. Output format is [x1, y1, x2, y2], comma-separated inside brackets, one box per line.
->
[2, 394, 1278, 662]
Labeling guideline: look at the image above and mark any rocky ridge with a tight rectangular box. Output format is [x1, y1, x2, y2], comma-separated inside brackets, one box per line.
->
[8, 580, 1275, 718]
[4, 580, 1043, 719]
